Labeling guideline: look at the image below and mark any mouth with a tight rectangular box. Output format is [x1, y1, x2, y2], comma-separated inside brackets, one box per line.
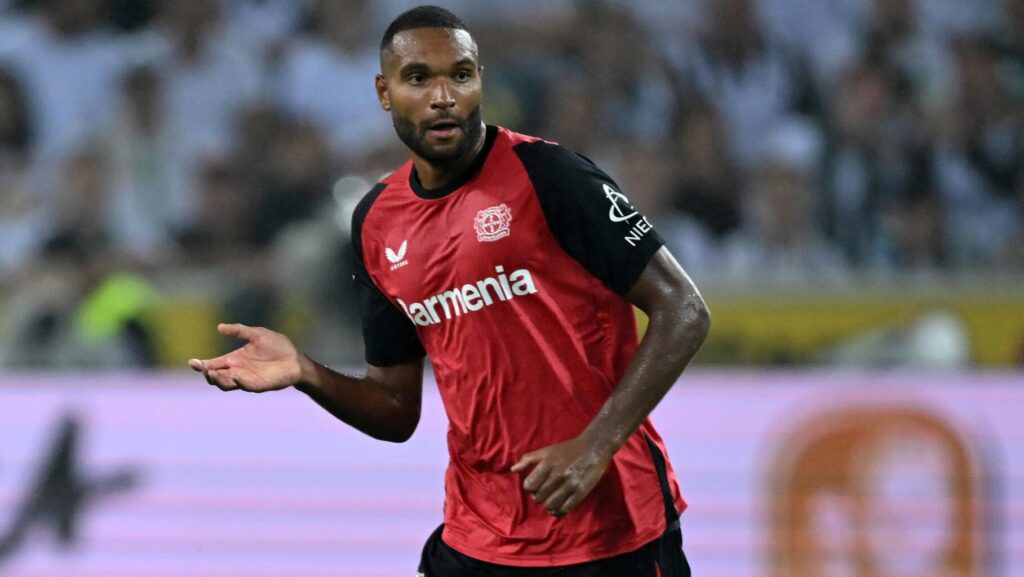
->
[426, 118, 461, 140]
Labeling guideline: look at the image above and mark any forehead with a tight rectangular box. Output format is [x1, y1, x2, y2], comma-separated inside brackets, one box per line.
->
[384, 28, 478, 71]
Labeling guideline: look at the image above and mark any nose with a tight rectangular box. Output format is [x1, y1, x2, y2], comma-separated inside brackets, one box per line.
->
[430, 79, 456, 110]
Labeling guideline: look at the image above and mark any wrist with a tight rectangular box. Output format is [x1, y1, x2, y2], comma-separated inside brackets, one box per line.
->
[296, 353, 322, 390]
[578, 425, 626, 459]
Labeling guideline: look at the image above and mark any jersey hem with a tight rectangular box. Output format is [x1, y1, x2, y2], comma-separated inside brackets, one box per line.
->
[440, 521, 667, 567]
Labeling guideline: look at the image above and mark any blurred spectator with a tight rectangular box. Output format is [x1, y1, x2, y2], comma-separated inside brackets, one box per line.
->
[0, 65, 31, 170]
[877, 172, 948, 273]
[275, 0, 391, 164]
[993, 0, 1024, 98]
[134, 0, 262, 166]
[1003, 169, 1024, 270]
[538, 74, 600, 153]
[176, 155, 282, 355]
[222, 0, 310, 59]
[42, 144, 117, 259]
[108, 0, 157, 32]
[759, 0, 862, 94]
[103, 64, 193, 258]
[720, 116, 847, 283]
[232, 100, 291, 180]
[672, 0, 817, 167]
[669, 103, 743, 240]
[568, 2, 676, 144]
[932, 34, 1022, 266]
[0, 263, 160, 368]
[859, 0, 955, 109]
[661, 103, 744, 276]
[370, 0, 575, 31]
[250, 119, 335, 247]
[0, 1, 34, 54]
[178, 155, 260, 264]
[0, 65, 47, 282]
[821, 60, 925, 265]
[0, 137, 160, 368]
[0, 0, 126, 193]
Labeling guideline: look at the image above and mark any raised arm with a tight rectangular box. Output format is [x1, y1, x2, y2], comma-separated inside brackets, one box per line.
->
[512, 248, 710, 515]
[189, 323, 424, 442]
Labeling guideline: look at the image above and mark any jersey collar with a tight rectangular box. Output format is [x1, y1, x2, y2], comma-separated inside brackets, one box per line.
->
[410, 124, 498, 200]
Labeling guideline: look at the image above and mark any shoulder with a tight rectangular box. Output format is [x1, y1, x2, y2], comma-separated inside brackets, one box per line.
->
[351, 168, 409, 253]
[353, 166, 412, 225]
[506, 131, 599, 177]
[352, 182, 389, 225]
[506, 133, 613, 201]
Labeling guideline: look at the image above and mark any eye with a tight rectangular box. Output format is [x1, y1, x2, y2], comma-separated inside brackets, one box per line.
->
[454, 70, 473, 82]
[406, 73, 425, 85]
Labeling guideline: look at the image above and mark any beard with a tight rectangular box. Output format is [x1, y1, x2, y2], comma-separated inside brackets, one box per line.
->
[392, 105, 484, 165]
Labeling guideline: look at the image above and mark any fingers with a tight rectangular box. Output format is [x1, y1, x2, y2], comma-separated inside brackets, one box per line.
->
[542, 483, 576, 517]
[206, 369, 239, 391]
[527, 469, 581, 517]
[191, 323, 260, 392]
[218, 323, 257, 341]
[515, 451, 568, 514]
[559, 492, 584, 515]
[532, 473, 565, 506]
[519, 460, 552, 495]
[510, 452, 539, 474]
[513, 449, 594, 517]
[189, 357, 240, 391]
[514, 450, 559, 502]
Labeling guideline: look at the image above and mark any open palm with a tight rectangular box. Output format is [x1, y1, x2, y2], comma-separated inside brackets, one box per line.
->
[189, 323, 303, 393]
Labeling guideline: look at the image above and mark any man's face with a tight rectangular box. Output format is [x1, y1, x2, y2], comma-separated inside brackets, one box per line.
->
[377, 28, 484, 165]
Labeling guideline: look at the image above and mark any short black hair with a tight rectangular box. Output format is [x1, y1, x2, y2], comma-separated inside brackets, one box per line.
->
[380, 5, 470, 53]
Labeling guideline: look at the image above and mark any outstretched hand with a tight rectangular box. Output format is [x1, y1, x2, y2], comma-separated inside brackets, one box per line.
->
[511, 436, 615, 518]
[188, 323, 305, 393]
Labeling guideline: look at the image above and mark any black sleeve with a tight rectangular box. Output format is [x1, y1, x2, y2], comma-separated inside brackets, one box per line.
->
[351, 183, 426, 366]
[514, 141, 666, 295]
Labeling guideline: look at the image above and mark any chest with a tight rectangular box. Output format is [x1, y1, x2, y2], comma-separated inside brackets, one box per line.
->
[363, 172, 554, 314]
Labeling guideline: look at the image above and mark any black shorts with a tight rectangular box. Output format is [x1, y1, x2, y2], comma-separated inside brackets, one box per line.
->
[417, 523, 691, 577]
[417, 436, 691, 576]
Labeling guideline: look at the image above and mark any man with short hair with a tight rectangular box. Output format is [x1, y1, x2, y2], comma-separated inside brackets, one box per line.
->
[190, 5, 709, 575]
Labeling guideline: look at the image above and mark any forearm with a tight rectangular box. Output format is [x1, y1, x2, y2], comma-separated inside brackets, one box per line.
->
[581, 286, 710, 453]
[294, 356, 422, 442]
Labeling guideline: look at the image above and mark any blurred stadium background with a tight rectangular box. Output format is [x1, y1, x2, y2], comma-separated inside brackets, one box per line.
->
[0, 0, 1021, 575]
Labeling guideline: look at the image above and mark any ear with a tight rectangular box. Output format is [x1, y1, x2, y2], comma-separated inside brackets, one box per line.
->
[375, 74, 391, 111]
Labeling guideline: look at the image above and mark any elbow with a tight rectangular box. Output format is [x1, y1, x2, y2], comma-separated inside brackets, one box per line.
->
[380, 425, 416, 443]
[646, 287, 711, 346]
[378, 431, 415, 443]
[681, 292, 711, 346]
[374, 408, 421, 443]
[692, 297, 708, 342]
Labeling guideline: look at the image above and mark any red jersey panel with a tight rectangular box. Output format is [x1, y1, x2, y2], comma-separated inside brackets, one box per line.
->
[352, 126, 685, 566]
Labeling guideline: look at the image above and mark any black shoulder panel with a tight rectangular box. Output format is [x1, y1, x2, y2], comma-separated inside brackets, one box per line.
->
[513, 141, 665, 295]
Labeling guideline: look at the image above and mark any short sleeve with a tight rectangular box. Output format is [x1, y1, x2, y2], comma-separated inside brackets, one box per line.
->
[352, 184, 426, 366]
[513, 141, 665, 295]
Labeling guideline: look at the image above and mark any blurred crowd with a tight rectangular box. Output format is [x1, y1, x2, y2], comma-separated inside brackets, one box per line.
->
[0, 0, 1021, 367]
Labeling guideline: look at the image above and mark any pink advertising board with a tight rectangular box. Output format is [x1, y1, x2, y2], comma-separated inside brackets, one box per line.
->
[0, 371, 1021, 577]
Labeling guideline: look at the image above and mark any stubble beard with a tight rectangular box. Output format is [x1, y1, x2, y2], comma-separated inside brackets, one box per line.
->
[393, 105, 485, 166]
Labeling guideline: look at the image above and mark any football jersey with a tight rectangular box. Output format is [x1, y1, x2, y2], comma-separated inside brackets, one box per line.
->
[352, 125, 686, 566]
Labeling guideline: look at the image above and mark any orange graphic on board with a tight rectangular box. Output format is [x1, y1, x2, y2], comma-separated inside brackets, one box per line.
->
[767, 406, 985, 577]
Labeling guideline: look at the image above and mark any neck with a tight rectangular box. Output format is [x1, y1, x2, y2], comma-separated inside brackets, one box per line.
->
[412, 123, 486, 190]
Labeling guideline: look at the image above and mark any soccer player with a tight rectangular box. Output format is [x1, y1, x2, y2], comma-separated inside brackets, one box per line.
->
[189, 5, 710, 576]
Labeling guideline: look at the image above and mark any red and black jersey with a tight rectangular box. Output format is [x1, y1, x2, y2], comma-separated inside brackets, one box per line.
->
[352, 125, 685, 566]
